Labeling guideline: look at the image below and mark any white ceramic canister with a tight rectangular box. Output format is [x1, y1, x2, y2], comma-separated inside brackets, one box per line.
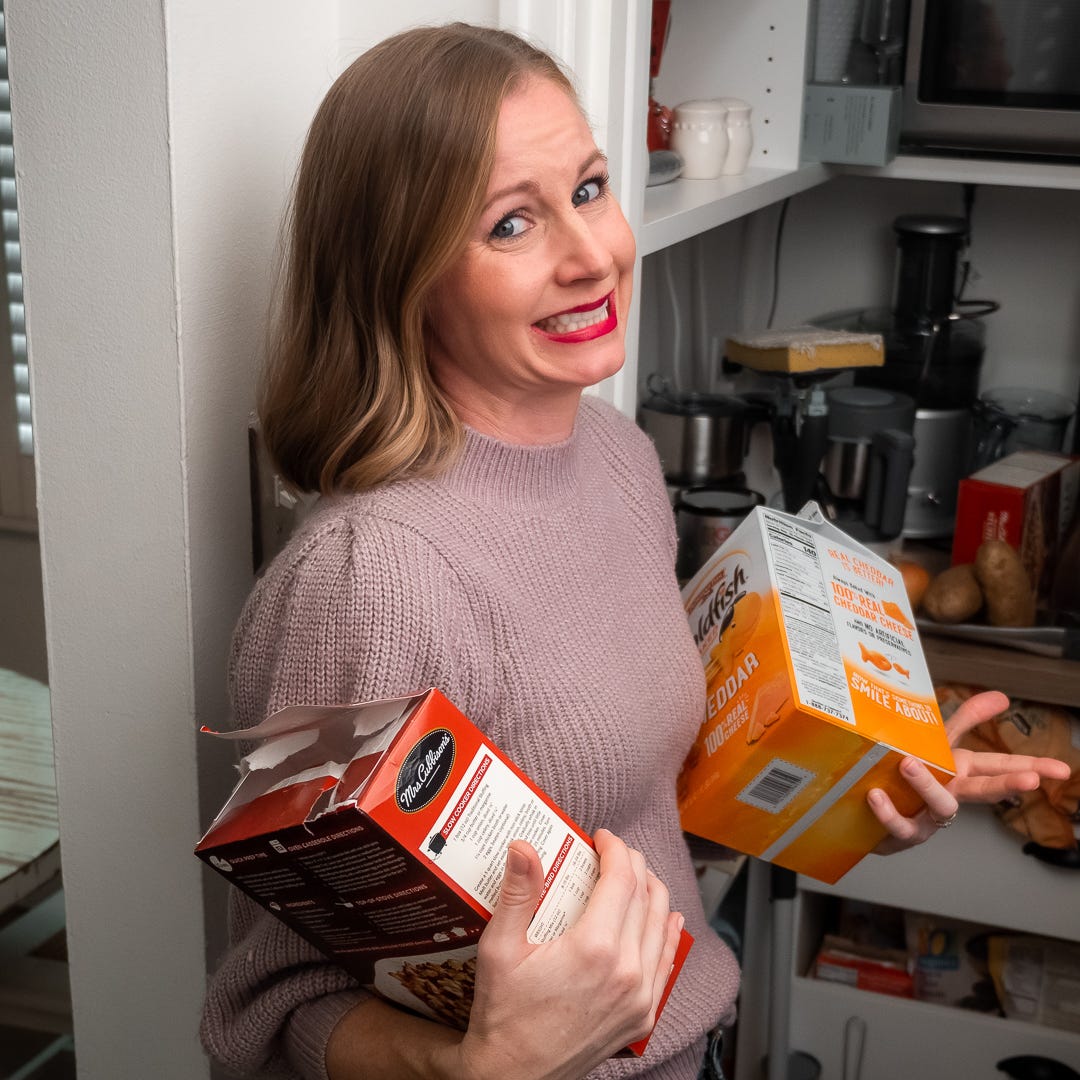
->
[670, 99, 729, 179]
[717, 97, 753, 175]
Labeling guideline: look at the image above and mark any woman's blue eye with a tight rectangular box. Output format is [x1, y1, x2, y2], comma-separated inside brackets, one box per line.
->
[491, 214, 527, 240]
[572, 179, 603, 207]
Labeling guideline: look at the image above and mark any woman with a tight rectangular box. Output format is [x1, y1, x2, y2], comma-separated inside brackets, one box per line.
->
[200, 23, 1067, 1080]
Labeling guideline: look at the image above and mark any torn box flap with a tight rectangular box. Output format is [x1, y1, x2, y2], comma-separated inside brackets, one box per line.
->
[198, 690, 430, 840]
[796, 500, 892, 566]
[202, 690, 423, 747]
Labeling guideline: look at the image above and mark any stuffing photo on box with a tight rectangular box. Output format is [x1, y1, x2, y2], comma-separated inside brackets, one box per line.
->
[195, 687, 692, 1056]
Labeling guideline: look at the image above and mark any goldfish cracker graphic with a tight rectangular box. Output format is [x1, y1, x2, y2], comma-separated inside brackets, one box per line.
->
[858, 641, 893, 672]
[881, 600, 913, 629]
[745, 669, 790, 744]
[704, 590, 762, 684]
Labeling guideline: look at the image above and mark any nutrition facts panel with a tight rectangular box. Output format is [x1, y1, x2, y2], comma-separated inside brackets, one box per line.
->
[761, 511, 855, 725]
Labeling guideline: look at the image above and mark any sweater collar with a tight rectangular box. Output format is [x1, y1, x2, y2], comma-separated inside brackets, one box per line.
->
[441, 416, 583, 508]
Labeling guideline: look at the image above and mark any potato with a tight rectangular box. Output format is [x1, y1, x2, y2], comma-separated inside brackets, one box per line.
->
[973, 539, 1036, 627]
[922, 564, 983, 624]
[892, 558, 931, 610]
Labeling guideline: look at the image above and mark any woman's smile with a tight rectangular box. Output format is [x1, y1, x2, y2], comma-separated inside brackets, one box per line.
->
[533, 292, 616, 341]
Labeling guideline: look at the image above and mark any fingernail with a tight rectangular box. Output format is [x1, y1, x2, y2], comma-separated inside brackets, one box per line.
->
[868, 789, 885, 808]
[676, 914, 685, 934]
[902, 759, 921, 778]
[505, 845, 529, 876]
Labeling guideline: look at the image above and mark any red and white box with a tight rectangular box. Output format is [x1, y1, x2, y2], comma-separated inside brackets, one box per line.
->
[952, 451, 1080, 600]
[195, 687, 692, 1055]
[813, 934, 914, 998]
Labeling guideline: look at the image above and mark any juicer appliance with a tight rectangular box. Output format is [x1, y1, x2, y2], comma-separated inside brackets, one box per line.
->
[818, 213, 999, 538]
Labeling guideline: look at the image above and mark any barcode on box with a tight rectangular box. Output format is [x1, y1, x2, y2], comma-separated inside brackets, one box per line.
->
[737, 759, 814, 813]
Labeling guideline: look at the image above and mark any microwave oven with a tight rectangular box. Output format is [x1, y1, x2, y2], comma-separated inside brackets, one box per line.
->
[901, 0, 1080, 159]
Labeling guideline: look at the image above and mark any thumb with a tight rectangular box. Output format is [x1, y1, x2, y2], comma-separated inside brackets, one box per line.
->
[486, 840, 543, 943]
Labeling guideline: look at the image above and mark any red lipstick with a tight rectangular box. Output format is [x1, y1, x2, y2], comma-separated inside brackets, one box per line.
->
[532, 292, 618, 344]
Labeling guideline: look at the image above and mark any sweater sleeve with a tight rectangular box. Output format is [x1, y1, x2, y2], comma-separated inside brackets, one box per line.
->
[200, 506, 491, 1080]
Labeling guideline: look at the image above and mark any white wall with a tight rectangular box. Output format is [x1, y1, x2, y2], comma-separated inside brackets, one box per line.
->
[9, 1, 338, 1076]
[7, 1, 505, 1076]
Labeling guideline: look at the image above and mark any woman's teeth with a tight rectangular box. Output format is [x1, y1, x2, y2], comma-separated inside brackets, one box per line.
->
[536, 300, 609, 334]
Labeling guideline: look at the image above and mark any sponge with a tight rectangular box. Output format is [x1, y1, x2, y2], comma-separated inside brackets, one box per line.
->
[725, 326, 885, 374]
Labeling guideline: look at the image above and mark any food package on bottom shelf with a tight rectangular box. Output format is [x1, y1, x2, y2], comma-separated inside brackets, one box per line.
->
[938, 684, 1080, 864]
[903, 911, 1003, 1014]
[677, 502, 955, 884]
[989, 934, 1080, 1033]
[813, 934, 914, 998]
[195, 688, 692, 1057]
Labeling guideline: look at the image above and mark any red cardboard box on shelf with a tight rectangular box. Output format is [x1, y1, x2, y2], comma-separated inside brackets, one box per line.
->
[195, 688, 692, 1056]
[952, 451, 1080, 600]
[813, 934, 914, 998]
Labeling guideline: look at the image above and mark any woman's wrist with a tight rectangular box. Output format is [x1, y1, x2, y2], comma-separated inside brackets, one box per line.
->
[325, 999, 474, 1080]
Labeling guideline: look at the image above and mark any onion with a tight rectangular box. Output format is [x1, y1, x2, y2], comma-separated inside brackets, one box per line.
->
[893, 559, 931, 610]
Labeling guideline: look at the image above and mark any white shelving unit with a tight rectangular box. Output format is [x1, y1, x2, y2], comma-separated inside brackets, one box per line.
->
[789, 804, 1080, 1078]
[641, 162, 831, 255]
[802, 803, 1076, 951]
[501, 3, 1080, 1078]
[840, 153, 1080, 191]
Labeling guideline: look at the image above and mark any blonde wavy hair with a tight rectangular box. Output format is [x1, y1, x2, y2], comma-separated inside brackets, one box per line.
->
[259, 23, 576, 493]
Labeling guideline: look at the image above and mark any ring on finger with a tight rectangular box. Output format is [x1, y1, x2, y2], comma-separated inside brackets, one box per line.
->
[930, 809, 958, 829]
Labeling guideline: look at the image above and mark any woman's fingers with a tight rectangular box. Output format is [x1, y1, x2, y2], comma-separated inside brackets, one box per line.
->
[649, 909, 685, 1010]
[867, 786, 928, 850]
[900, 757, 959, 825]
[942, 689, 1010, 744]
[867, 756, 957, 852]
[583, 830, 681, 1035]
[951, 748, 1070, 803]
[482, 840, 545, 965]
[868, 688, 1073, 857]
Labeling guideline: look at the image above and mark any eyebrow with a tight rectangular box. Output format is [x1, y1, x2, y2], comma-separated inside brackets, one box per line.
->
[482, 149, 608, 212]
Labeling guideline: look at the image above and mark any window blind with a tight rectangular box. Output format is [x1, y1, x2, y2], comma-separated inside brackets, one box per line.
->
[0, 0, 34, 525]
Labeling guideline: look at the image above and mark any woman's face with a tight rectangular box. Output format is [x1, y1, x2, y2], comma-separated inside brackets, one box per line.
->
[425, 76, 636, 441]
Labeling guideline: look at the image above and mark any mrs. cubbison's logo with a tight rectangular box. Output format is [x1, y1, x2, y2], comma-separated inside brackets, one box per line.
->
[396, 728, 456, 813]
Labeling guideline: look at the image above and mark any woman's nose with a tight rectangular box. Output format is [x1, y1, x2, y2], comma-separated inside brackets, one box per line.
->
[553, 213, 613, 284]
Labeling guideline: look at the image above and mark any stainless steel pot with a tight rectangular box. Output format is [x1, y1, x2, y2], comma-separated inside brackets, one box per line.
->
[675, 486, 764, 581]
[638, 389, 756, 486]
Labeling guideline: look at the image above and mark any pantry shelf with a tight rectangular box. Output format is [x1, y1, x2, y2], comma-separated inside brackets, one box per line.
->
[640, 162, 830, 255]
[839, 153, 1080, 191]
[923, 636, 1080, 707]
[797, 804, 1077, 943]
[789, 973, 1080, 1079]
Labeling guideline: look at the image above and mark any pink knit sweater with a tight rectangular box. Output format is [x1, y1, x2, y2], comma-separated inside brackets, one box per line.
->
[200, 396, 741, 1079]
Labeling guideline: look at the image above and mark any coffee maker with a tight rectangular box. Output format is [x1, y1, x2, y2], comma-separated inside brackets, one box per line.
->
[818, 214, 998, 538]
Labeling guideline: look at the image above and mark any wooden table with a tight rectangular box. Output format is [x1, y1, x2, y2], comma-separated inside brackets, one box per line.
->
[0, 668, 59, 914]
[0, 668, 71, 1037]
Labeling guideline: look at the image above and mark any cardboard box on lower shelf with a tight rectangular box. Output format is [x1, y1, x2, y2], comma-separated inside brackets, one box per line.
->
[813, 933, 914, 998]
[952, 450, 1080, 602]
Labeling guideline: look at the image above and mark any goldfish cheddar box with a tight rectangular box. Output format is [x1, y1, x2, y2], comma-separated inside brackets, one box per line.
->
[677, 503, 955, 884]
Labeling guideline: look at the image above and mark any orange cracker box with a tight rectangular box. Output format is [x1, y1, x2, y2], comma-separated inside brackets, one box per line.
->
[677, 503, 955, 884]
[196, 687, 692, 1055]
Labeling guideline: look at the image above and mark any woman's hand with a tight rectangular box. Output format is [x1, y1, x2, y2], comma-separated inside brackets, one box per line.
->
[868, 689, 1072, 855]
[453, 830, 684, 1080]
